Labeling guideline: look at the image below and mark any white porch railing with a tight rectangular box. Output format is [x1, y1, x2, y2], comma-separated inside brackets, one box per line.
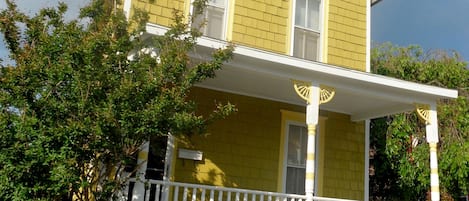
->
[125, 179, 359, 201]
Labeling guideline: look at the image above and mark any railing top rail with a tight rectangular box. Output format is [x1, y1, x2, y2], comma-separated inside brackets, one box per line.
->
[145, 179, 306, 199]
[133, 179, 359, 201]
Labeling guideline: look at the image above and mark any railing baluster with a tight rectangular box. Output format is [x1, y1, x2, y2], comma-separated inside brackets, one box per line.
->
[210, 189, 215, 201]
[183, 187, 188, 201]
[144, 184, 151, 201]
[173, 186, 179, 201]
[192, 187, 197, 201]
[144, 186, 150, 201]
[218, 190, 223, 201]
[201, 189, 206, 201]
[155, 184, 161, 201]
[134, 180, 359, 201]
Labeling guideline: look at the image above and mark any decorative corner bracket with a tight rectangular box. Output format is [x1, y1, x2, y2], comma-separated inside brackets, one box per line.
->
[415, 103, 430, 124]
[319, 85, 335, 104]
[292, 80, 335, 104]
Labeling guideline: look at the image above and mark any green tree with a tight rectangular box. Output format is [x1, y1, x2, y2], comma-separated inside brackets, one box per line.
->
[0, 0, 235, 200]
[370, 43, 469, 200]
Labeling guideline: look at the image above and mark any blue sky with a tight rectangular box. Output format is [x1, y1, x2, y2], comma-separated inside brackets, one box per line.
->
[2, 0, 469, 62]
[0, 0, 88, 64]
[372, 0, 469, 62]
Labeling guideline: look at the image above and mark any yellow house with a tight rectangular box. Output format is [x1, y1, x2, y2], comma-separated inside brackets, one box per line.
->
[119, 1, 458, 201]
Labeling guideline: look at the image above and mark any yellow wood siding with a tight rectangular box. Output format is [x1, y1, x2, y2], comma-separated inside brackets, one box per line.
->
[133, 0, 186, 27]
[232, 0, 290, 53]
[175, 87, 305, 191]
[326, 0, 367, 71]
[172, 88, 365, 200]
[138, 0, 368, 71]
[322, 112, 365, 200]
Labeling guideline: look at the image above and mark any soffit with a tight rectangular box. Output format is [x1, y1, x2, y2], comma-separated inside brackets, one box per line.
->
[146, 23, 458, 121]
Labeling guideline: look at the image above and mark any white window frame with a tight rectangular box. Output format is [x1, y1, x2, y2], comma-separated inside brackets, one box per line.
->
[290, 0, 324, 62]
[189, 0, 229, 40]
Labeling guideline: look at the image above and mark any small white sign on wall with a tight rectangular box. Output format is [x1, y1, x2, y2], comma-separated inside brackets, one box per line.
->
[178, 148, 203, 161]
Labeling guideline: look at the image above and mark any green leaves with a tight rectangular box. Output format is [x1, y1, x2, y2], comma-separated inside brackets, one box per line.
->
[370, 43, 469, 200]
[0, 0, 234, 200]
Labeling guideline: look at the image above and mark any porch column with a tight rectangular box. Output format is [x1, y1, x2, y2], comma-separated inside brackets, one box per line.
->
[416, 103, 440, 201]
[305, 85, 320, 201]
[293, 80, 335, 200]
[132, 141, 150, 201]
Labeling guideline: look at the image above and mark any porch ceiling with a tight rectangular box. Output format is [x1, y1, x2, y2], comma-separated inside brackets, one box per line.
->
[146, 23, 459, 122]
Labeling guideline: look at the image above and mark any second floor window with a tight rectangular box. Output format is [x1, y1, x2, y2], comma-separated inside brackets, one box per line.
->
[293, 0, 321, 61]
[192, 0, 227, 40]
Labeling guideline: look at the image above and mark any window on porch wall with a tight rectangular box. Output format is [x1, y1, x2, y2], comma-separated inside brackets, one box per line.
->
[191, 0, 227, 40]
[285, 124, 308, 195]
[293, 0, 321, 61]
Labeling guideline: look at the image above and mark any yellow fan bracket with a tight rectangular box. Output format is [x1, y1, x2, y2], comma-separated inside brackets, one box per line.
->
[292, 79, 311, 103]
[292, 80, 335, 104]
[415, 103, 430, 124]
[319, 85, 335, 104]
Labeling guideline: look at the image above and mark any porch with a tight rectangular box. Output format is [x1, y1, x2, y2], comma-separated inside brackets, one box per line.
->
[141, 23, 458, 201]
[124, 179, 358, 201]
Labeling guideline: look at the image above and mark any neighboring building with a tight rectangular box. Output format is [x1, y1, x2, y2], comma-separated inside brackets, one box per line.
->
[120, 1, 458, 201]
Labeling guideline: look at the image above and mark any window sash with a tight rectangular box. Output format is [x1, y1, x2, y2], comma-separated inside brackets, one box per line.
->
[208, 0, 225, 8]
[295, 0, 320, 32]
[293, 27, 319, 61]
[286, 167, 306, 195]
[285, 124, 308, 195]
[191, 0, 226, 39]
[293, 0, 321, 61]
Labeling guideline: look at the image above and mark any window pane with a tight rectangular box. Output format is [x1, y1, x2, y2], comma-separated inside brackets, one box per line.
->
[286, 167, 306, 195]
[206, 6, 224, 39]
[304, 31, 319, 60]
[208, 0, 225, 8]
[293, 28, 319, 61]
[287, 125, 307, 166]
[191, 6, 205, 30]
[306, 0, 320, 30]
[293, 28, 305, 58]
[288, 125, 301, 166]
[295, 0, 306, 27]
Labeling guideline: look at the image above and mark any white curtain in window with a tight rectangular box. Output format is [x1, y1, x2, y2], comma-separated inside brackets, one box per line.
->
[208, 0, 225, 8]
[295, 0, 307, 28]
[307, 0, 320, 31]
[295, 0, 320, 31]
[293, 28, 319, 61]
[205, 6, 224, 39]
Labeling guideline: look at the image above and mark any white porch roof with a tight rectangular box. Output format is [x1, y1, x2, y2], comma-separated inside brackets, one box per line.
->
[146, 23, 458, 122]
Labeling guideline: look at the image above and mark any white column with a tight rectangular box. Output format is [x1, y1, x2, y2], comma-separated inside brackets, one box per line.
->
[305, 84, 320, 201]
[132, 141, 150, 201]
[123, 0, 132, 19]
[161, 135, 175, 201]
[426, 103, 439, 201]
